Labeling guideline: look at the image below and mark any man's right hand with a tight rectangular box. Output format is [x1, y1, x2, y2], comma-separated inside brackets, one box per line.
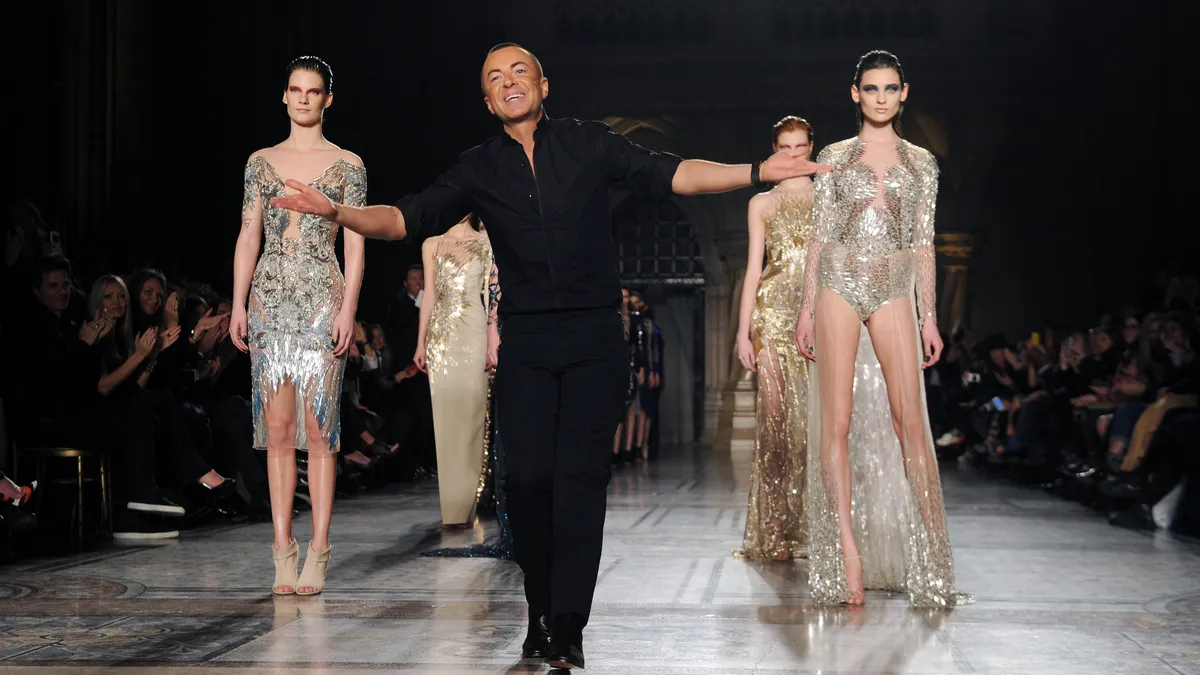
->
[269, 180, 339, 220]
[760, 150, 834, 183]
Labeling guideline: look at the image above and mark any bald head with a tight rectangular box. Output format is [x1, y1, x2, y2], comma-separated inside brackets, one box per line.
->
[483, 42, 543, 85]
[481, 43, 549, 124]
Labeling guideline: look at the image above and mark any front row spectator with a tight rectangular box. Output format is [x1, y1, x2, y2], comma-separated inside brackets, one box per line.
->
[7, 257, 182, 539]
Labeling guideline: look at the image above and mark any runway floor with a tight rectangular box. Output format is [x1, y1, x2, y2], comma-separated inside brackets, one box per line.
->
[1, 445, 1198, 674]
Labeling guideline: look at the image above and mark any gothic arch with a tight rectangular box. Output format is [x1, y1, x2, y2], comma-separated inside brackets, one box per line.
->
[602, 115, 728, 281]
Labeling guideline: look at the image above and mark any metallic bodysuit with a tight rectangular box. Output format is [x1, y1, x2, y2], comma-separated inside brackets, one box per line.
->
[242, 156, 367, 453]
[800, 137, 971, 607]
[802, 137, 938, 325]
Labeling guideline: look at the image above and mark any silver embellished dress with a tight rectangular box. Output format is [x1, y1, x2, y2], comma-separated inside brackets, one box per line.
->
[800, 137, 971, 607]
[242, 156, 367, 453]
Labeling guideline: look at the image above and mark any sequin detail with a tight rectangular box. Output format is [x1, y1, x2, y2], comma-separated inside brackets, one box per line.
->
[427, 235, 494, 525]
[801, 137, 971, 608]
[244, 156, 367, 453]
[735, 192, 811, 561]
[802, 138, 938, 326]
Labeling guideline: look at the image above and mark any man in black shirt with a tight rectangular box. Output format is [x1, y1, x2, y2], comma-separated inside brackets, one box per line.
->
[272, 43, 832, 669]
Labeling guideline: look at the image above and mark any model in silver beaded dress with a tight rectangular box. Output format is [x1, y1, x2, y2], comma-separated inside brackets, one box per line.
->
[231, 57, 366, 598]
[795, 51, 971, 607]
[243, 155, 367, 452]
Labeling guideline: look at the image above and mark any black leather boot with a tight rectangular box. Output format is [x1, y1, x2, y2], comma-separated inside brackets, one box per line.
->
[521, 612, 551, 658]
[546, 613, 586, 669]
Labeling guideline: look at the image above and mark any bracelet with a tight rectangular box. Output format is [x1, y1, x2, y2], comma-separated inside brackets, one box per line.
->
[750, 161, 767, 190]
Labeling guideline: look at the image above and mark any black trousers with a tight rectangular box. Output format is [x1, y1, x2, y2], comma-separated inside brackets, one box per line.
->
[495, 308, 628, 625]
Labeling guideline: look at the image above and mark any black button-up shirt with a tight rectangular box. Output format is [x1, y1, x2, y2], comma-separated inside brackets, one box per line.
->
[395, 115, 682, 316]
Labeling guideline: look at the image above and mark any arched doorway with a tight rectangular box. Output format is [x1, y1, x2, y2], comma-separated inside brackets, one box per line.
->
[611, 192, 706, 444]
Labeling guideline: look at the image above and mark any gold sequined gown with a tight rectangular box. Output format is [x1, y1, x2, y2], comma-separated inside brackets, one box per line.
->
[736, 192, 811, 560]
[243, 157, 367, 452]
[427, 235, 494, 525]
[800, 137, 970, 607]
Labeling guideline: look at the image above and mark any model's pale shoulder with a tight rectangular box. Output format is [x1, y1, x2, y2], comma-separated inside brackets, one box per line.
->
[748, 190, 775, 212]
[338, 149, 365, 169]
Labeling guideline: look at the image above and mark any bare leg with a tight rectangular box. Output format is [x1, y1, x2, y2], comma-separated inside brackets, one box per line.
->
[865, 297, 942, 533]
[304, 409, 336, 553]
[298, 404, 335, 596]
[265, 382, 299, 594]
[265, 383, 299, 551]
[814, 289, 864, 603]
[755, 343, 791, 561]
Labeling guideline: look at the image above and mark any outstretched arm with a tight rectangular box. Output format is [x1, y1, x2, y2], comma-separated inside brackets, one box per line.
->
[599, 122, 832, 198]
[269, 163, 471, 242]
[672, 153, 833, 196]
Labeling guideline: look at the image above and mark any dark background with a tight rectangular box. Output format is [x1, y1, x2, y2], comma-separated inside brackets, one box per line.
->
[6, 0, 1196, 331]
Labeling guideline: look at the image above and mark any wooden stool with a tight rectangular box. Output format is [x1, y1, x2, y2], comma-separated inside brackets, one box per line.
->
[14, 447, 113, 549]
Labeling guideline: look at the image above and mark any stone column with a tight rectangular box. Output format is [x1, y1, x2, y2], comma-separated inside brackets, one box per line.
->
[702, 279, 731, 444]
[935, 232, 976, 335]
[707, 268, 756, 451]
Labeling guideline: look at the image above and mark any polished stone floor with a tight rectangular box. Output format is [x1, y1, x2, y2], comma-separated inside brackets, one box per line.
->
[1, 445, 1199, 674]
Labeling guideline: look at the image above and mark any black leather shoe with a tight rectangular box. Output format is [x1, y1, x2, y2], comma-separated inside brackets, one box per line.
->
[521, 613, 551, 658]
[546, 613, 586, 670]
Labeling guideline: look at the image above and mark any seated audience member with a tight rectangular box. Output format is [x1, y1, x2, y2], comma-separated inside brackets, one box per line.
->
[9, 258, 179, 539]
[86, 274, 241, 517]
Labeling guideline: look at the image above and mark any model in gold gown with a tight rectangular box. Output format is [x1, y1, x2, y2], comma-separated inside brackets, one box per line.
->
[733, 118, 816, 561]
[416, 216, 495, 526]
[795, 51, 971, 607]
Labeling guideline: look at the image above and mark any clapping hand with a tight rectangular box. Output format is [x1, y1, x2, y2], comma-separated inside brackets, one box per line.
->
[269, 180, 338, 220]
[164, 292, 180, 328]
[134, 327, 158, 357]
[79, 310, 113, 345]
[157, 324, 182, 351]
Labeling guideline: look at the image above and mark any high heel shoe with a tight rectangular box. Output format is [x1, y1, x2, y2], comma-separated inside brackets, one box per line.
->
[296, 542, 330, 596]
[272, 539, 299, 595]
[843, 554, 865, 605]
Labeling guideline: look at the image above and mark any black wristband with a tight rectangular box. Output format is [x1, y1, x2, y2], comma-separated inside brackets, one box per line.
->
[750, 161, 766, 190]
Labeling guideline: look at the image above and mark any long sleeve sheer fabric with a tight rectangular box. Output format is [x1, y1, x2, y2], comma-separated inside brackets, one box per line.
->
[803, 137, 969, 607]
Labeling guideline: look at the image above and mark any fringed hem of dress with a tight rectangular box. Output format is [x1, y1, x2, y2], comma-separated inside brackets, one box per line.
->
[251, 335, 345, 454]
